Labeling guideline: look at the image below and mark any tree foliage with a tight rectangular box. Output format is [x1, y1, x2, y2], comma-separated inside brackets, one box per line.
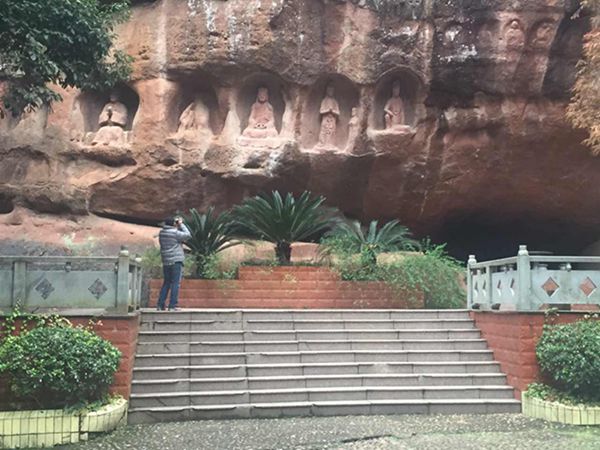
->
[232, 191, 338, 264]
[325, 219, 419, 265]
[183, 208, 241, 278]
[0, 0, 132, 116]
[567, 0, 600, 154]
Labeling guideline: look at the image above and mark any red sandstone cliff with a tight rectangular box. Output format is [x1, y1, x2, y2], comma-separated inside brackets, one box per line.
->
[0, 0, 595, 258]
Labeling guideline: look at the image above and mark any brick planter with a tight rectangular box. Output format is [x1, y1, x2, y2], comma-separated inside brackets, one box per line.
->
[522, 393, 600, 425]
[150, 266, 424, 309]
[0, 398, 127, 449]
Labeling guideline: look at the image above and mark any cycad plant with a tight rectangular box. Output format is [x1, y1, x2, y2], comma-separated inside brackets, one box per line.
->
[232, 191, 337, 265]
[184, 207, 241, 278]
[326, 219, 419, 266]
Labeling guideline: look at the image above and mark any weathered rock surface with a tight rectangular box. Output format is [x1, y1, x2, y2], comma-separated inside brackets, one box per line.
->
[0, 0, 596, 258]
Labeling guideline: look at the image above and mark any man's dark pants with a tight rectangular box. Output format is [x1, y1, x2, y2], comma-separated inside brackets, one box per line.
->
[157, 262, 183, 310]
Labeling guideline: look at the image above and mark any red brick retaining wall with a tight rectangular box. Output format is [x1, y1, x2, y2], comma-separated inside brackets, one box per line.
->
[470, 311, 595, 399]
[0, 314, 140, 409]
[150, 266, 424, 309]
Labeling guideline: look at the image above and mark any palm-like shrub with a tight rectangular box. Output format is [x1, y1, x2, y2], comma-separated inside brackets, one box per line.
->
[232, 191, 337, 264]
[184, 207, 241, 278]
[325, 219, 419, 265]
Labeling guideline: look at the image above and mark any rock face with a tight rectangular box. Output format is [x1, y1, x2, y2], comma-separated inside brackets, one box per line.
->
[0, 0, 596, 259]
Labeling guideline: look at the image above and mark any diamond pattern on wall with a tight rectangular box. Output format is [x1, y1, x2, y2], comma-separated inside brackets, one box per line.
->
[542, 277, 559, 297]
[88, 278, 108, 300]
[35, 278, 55, 300]
[579, 277, 597, 297]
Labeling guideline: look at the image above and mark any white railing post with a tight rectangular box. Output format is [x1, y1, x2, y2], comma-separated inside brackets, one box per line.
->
[134, 256, 143, 310]
[467, 254, 477, 309]
[116, 248, 130, 313]
[485, 263, 493, 308]
[517, 245, 532, 310]
[12, 260, 27, 309]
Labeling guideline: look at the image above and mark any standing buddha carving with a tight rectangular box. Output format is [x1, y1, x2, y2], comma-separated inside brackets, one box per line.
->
[384, 80, 405, 130]
[317, 83, 340, 148]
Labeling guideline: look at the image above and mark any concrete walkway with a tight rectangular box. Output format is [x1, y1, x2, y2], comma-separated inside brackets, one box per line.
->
[57, 414, 600, 450]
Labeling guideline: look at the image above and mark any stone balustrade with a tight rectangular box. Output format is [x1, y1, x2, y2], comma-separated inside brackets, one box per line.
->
[467, 245, 600, 311]
[0, 249, 142, 315]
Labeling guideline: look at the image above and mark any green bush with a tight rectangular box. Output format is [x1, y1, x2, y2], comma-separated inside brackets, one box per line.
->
[0, 325, 121, 409]
[525, 382, 600, 406]
[536, 318, 600, 401]
[323, 237, 466, 309]
[201, 253, 239, 280]
[141, 247, 195, 278]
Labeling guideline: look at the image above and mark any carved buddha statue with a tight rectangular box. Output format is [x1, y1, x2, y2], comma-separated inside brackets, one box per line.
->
[237, 87, 280, 148]
[317, 83, 340, 148]
[505, 19, 525, 50]
[172, 99, 211, 142]
[384, 80, 405, 130]
[92, 94, 128, 146]
[346, 106, 360, 152]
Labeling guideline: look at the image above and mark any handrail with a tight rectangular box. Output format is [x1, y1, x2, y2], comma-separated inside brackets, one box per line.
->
[0, 256, 118, 263]
[529, 256, 600, 263]
[468, 257, 518, 270]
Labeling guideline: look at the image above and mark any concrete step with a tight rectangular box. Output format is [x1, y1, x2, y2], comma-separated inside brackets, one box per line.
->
[134, 349, 494, 367]
[135, 339, 489, 355]
[137, 328, 481, 343]
[132, 361, 503, 380]
[140, 309, 471, 323]
[130, 385, 515, 408]
[131, 373, 509, 393]
[140, 318, 475, 332]
[128, 398, 522, 423]
[130, 309, 517, 423]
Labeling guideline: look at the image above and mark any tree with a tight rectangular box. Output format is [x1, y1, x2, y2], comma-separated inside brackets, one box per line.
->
[232, 191, 338, 265]
[183, 208, 241, 278]
[0, 0, 132, 116]
[567, 0, 600, 154]
[325, 219, 419, 265]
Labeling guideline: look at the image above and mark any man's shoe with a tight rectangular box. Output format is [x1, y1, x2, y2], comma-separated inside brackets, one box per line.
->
[156, 306, 165, 311]
[168, 307, 180, 311]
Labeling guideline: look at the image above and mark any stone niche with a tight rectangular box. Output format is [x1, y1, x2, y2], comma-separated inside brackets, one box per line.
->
[528, 19, 557, 50]
[167, 74, 221, 144]
[0, 192, 14, 215]
[301, 75, 359, 151]
[370, 69, 422, 132]
[73, 84, 139, 145]
[236, 72, 288, 149]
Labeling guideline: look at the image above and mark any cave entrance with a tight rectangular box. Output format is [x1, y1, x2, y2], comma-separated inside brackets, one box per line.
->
[0, 193, 14, 214]
[432, 213, 599, 263]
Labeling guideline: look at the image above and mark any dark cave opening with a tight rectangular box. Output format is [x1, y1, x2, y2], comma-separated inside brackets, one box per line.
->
[432, 213, 599, 264]
[0, 193, 15, 214]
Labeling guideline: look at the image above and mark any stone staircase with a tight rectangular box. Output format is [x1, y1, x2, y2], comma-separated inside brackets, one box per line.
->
[128, 309, 520, 423]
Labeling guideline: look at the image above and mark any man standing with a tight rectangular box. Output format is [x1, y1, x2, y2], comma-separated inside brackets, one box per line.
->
[157, 216, 191, 311]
